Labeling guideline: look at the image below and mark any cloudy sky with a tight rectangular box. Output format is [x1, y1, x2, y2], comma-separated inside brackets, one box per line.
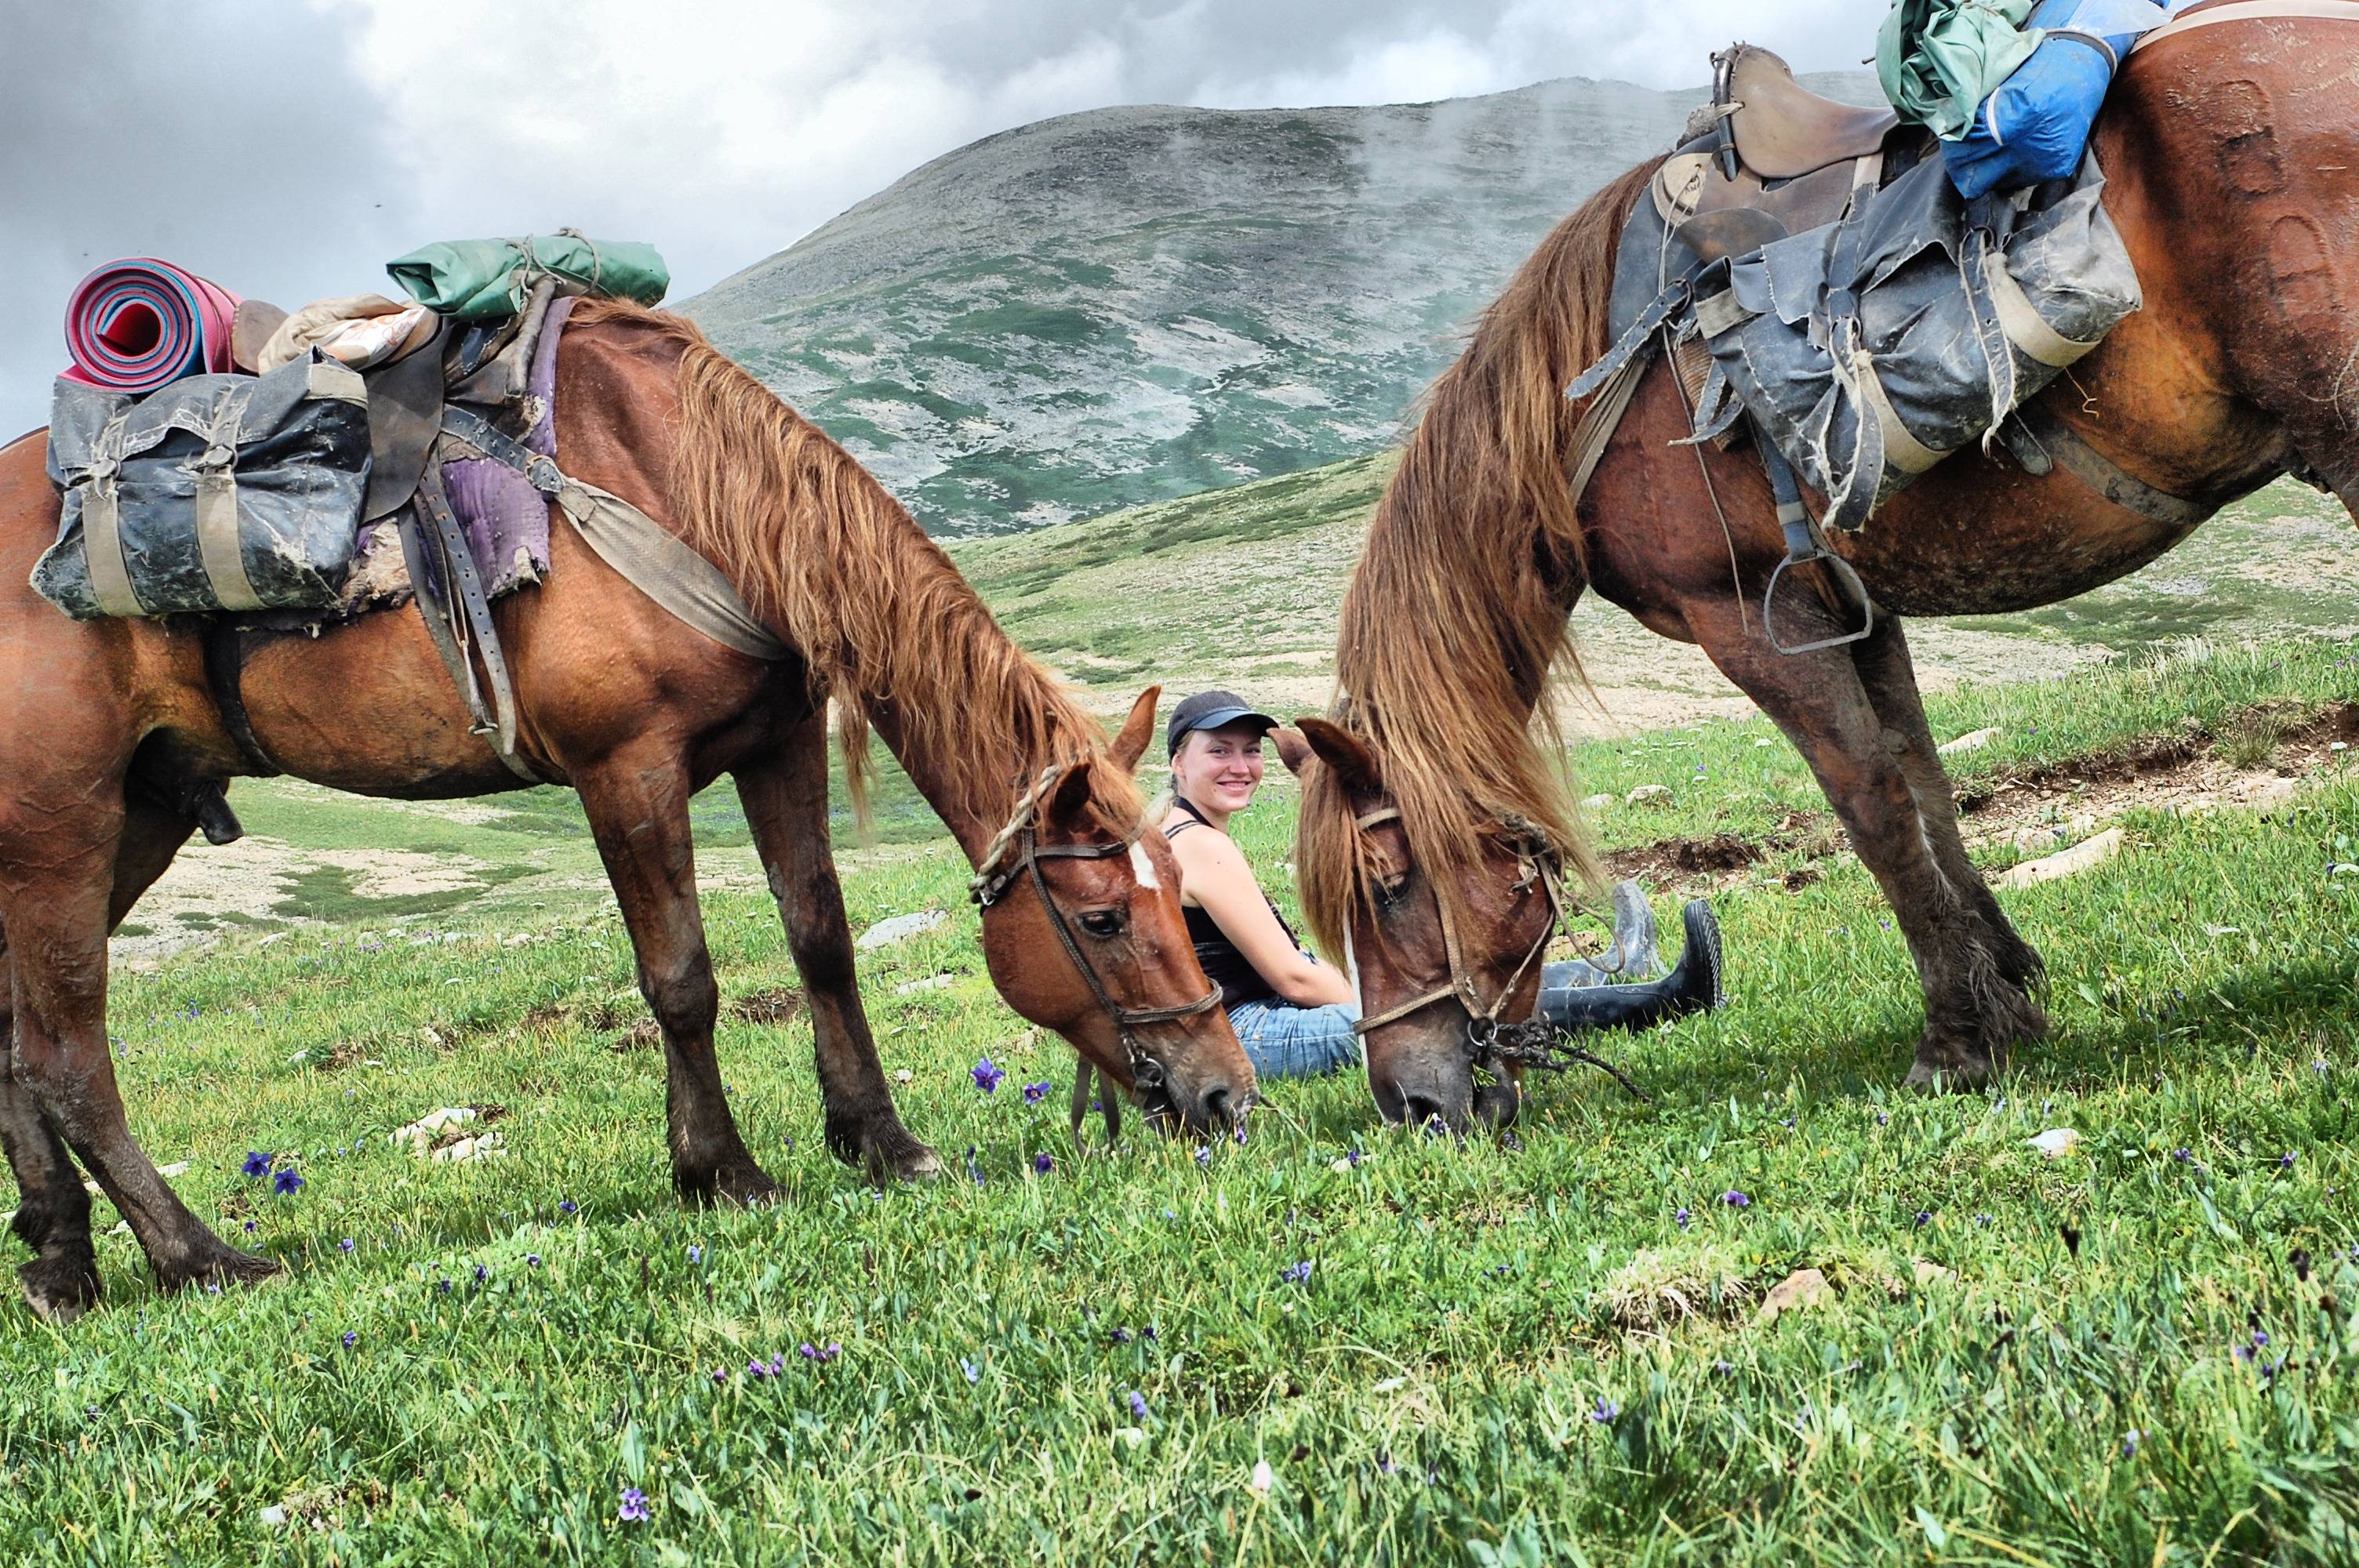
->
[1, 0, 1883, 433]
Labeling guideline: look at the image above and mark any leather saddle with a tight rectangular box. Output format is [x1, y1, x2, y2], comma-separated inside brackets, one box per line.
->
[1653, 46, 1921, 274]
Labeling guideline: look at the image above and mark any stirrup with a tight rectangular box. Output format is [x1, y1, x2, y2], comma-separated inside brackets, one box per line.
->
[1754, 427, 1874, 656]
[1764, 513, 1874, 655]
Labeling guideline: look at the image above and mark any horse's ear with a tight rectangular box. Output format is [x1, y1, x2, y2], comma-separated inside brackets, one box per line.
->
[1270, 725, 1314, 777]
[1108, 687, 1160, 774]
[1044, 759, 1098, 827]
[1295, 717, 1382, 792]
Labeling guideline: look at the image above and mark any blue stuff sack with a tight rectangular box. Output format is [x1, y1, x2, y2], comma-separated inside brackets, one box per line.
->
[1943, 0, 2168, 198]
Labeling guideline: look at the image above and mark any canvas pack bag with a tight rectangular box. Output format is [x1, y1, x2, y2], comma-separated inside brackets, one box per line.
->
[36, 350, 373, 619]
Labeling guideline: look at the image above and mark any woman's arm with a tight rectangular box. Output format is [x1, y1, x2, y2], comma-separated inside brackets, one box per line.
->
[1172, 832, 1354, 1007]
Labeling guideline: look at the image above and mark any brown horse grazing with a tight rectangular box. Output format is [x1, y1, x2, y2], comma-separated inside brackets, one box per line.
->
[1296, 16, 2359, 1130]
[0, 301, 1252, 1317]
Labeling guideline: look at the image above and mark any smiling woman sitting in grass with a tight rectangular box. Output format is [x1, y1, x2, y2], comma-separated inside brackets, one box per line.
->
[1156, 690, 1726, 1080]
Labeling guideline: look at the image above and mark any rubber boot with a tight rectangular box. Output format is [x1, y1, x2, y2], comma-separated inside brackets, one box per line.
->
[1535, 900, 1723, 1033]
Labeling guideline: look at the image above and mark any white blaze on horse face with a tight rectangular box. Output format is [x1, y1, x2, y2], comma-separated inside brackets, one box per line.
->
[1128, 840, 1160, 890]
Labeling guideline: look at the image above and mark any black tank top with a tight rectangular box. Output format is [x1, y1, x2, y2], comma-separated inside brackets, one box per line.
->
[1164, 796, 1297, 1010]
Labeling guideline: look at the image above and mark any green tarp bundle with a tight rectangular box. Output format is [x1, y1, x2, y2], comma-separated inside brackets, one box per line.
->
[385, 233, 670, 321]
[1876, 0, 2043, 138]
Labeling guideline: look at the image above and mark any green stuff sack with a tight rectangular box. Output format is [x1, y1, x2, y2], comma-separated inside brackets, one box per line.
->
[386, 233, 670, 321]
[1876, 0, 2042, 138]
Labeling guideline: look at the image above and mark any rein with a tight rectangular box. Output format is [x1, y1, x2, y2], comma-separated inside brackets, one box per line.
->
[969, 762, 1223, 1143]
[1346, 806, 1651, 1103]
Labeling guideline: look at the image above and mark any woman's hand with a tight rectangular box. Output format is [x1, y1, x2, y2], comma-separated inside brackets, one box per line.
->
[1170, 829, 1354, 1008]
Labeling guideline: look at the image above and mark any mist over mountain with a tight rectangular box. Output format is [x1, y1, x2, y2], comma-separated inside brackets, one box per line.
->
[687, 70, 1879, 535]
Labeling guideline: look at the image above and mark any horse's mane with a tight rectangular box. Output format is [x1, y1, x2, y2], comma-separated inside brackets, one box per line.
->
[569, 300, 1140, 844]
[1297, 158, 1660, 959]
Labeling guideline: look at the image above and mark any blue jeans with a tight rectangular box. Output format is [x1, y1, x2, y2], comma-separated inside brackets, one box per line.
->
[1230, 958, 1637, 1081]
[1226, 996, 1364, 1080]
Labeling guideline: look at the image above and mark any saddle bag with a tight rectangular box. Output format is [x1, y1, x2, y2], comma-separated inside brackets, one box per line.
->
[35, 350, 372, 619]
[1691, 149, 2142, 530]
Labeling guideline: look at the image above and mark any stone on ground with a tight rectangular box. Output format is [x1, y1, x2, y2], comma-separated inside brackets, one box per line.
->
[857, 910, 947, 949]
[1994, 827, 2125, 888]
[1757, 1267, 1831, 1323]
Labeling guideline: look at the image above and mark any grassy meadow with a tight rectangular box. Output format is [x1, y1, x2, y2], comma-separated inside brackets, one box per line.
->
[9, 637, 2359, 1563]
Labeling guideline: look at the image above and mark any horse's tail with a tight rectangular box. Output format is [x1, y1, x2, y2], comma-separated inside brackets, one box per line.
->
[1302, 158, 1660, 959]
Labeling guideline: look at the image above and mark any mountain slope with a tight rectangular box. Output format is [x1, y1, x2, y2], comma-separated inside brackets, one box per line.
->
[687, 72, 1879, 535]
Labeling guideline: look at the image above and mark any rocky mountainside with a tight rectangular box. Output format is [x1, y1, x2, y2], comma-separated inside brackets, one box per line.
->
[687, 71, 1880, 535]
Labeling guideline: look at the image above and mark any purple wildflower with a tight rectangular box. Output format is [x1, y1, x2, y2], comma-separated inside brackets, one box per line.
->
[1914, 1210, 1933, 1229]
[242, 1220, 256, 1234]
[1023, 1081, 1051, 1105]
[338, 1237, 355, 1254]
[961, 1357, 981, 1384]
[1234, 1121, 1250, 1146]
[1722, 1189, 1750, 1209]
[618, 1487, 649, 1524]
[971, 1058, 1005, 1094]
[473, 1264, 488, 1283]
[1875, 1112, 1888, 1126]
[341, 1330, 357, 1349]
[711, 1367, 729, 1385]
[1589, 1396, 1619, 1424]
[2121, 1429, 2142, 1458]
[1110, 1327, 1133, 1344]
[559, 1200, 578, 1216]
[1033, 1152, 1054, 1175]
[272, 1167, 304, 1196]
[1128, 1390, 1149, 1420]
[241, 1151, 273, 1178]
[1194, 1145, 1211, 1168]
[687, 1244, 702, 1265]
[526, 1254, 541, 1269]
[798, 1341, 842, 1363]
[1281, 1260, 1314, 1284]
[747, 1359, 769, 1380]
[2281, 1152, 2298, 1170]
[2173, 1148, 2192, 1163]
[1345, 1148, 1363, 1168]
[1675, 1207, 1691, 1230]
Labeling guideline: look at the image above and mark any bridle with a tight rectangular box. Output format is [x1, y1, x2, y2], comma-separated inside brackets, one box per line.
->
[1344, 805, 1650, 1100]
[969, 762, 1223, 1140]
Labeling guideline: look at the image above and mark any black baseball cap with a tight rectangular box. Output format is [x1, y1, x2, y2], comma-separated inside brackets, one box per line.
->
[1166, 689, 1278, 757]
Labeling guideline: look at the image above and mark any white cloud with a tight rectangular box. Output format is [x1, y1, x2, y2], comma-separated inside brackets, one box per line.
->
[2, 0, 1890, 431]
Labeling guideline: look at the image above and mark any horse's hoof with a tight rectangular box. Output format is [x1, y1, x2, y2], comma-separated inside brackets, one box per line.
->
[20, 1251, 100, 1323]
[869, 1131, 943, 1185]
[683, 1161, 783, 1210]
[160, 1243, 282, 1294]
[1904, 1054, 1998, 1093]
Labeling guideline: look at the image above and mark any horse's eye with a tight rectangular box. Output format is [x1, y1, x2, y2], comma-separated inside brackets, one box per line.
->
[1078, 909, 1126, 938]
[1373, 873, 1411, 908]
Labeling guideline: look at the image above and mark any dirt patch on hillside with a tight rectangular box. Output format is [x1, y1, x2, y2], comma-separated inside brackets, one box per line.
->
[1601, 702, 2359, 897]
[1955, 701, 2359, 849]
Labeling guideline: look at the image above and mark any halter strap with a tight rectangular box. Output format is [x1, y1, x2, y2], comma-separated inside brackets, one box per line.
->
[969, 764, 1223, 1142]
[1345, 807, 1568, 1037]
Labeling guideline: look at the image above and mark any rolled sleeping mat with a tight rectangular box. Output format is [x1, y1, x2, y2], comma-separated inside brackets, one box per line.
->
[60, 258, 241, 395]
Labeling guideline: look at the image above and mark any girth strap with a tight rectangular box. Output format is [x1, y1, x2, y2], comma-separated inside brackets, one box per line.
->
[2013, 401, 2280, 528]
[202, 621, 282, 777]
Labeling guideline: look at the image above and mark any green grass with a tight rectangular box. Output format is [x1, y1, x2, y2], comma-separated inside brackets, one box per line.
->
[11, 639, 2359, 1562]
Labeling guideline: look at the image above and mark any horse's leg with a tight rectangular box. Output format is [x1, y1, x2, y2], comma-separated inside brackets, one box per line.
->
[2, 797, 271, 1293]
[576, 750, 779, 1205]
[1849, 617, 2048, 1000]
[734, 724, 942, 1183]
[0, 916, 100, 1321]
[1688, 594, 2045, 1085]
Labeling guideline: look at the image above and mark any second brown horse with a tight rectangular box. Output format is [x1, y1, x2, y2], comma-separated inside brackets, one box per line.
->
[1296, 15, 2359, 1127]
